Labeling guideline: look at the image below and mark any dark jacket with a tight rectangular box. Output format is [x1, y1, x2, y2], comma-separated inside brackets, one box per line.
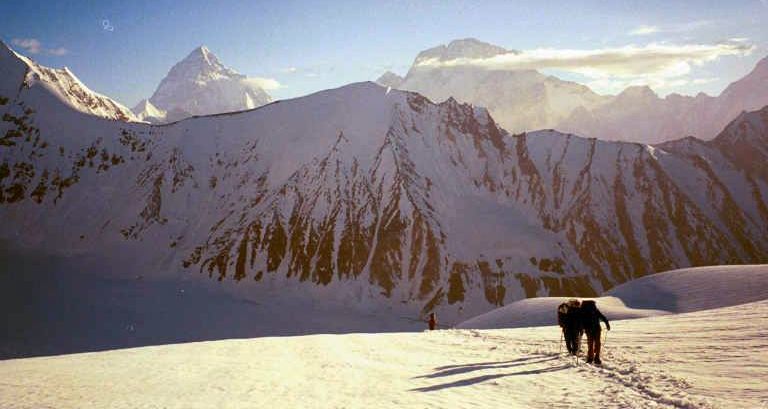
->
[579, 300, 610, 334]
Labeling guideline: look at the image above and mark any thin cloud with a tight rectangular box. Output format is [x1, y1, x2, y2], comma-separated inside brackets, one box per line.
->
[629, 25, 660, 36]
[47, 47, 69, 56]
[11, 38, 68, 56]
[242, 77, 281, 90]
[692, 77, 718, 85]
[414, 42, 753, 79]
[415, 41, 752, 96]
[11, 38, 42, 54]
[281, 67, 298, 73]
[629, 20, 713, 36]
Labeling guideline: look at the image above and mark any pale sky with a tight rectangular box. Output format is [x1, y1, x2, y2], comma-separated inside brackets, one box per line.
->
[2, 0, 767, 107]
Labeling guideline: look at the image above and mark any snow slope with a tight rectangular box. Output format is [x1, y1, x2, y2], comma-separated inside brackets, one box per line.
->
[1, 298, 765, 408]
[457, 265, 768, 329]
[0, 240, 424, 359]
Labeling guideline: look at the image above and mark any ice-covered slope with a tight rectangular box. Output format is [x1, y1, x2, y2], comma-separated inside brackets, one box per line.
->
[457, 265, 768, 329]
[1, 42, 767, 322]
[139, 46, 272, 122]
[2, 297, 766, 408]
[0, 42, 136, 122]
[396, 38, 609, 134]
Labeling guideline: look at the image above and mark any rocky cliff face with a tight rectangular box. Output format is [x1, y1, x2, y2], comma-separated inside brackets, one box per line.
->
[1, 47, 766, 320]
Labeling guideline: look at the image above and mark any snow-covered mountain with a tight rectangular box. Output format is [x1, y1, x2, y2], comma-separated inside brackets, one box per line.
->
[387, 38, 768, 144]
[392, 38, 610, 134]
[1, 46, 767, 322]
[0, 42, 136, 122]
[131, 98, 167, 123]
[137, 46, 272, 122]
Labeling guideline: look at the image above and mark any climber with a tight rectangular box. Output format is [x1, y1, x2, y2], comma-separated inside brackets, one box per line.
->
[428, 312, 437, 331]
[579, 300, 610, 365]
[557, 299, 582, 355]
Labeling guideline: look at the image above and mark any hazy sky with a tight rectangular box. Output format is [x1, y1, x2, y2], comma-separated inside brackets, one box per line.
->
[2, 0, 767, 107]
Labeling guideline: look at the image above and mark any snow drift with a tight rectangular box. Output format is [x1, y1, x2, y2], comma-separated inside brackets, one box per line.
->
[457, 264, 768, 329]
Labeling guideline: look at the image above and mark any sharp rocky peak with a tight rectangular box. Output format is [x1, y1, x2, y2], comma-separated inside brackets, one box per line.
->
[171, 45, 234, 78]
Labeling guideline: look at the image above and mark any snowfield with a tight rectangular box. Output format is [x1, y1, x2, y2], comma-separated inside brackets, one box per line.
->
[0, 299, 765, 409]
[1, 265, 767, 409]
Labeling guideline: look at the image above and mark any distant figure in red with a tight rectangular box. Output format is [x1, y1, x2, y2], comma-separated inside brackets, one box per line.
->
[428, 312, 437, 331]
[579, 300, 610, 365]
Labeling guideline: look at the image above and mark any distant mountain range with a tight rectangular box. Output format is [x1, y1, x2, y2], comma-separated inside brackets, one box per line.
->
[380, 38, 768, 144]
[2, 42, 766, 320]
[133, 46, 273, 123]
[383, 38, 609, 138]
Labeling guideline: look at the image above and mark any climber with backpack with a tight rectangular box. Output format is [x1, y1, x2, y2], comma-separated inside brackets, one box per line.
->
[579, 300, 610, 365]
[557, 299, 583, 356]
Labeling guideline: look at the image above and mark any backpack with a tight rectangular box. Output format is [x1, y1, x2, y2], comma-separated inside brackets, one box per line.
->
[557, 299, 581, 328]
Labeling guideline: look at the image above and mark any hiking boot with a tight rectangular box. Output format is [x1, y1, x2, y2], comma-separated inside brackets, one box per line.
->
[594, 357, 602, 365]
[586, 357, 593, 364]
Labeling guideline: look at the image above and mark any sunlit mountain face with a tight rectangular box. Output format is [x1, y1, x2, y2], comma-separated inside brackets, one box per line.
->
[381, 38, 768, 144]
[2, 42, 766, 324]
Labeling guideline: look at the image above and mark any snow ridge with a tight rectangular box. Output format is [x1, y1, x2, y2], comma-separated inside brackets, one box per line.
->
[0, 42, 137, 122]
